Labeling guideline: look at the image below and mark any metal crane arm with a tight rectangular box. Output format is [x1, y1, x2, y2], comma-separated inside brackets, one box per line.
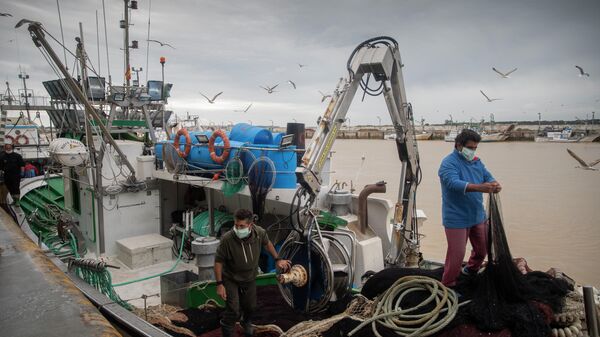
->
[296, 37, 421, 267]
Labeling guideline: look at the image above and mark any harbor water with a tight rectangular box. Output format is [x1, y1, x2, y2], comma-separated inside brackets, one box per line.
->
[331, 140, 600, 286]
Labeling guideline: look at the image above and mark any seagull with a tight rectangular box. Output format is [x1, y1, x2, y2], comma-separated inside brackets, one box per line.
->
[147, 39, 175, 49]
[319, 90, 332, 103]
[480, 90, 502, 102]
[260, 84, 278, 94]
[234, 103, 253, 113]
[198, 91, 223, 104]
[575, 65, 589, 77]
[0, 12, 13, 17]
[566, 149, 600, 171]
[298, 63, 307, 68]
[492, 67, 518, 78]
[287, 80, 296, 89]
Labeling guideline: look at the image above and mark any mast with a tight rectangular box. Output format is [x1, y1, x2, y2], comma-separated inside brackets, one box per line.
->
[123, 0, 130, 87]
[77, 22, 107, 254]
[21, 20, 137, 177]
[18, 71, 31, 123]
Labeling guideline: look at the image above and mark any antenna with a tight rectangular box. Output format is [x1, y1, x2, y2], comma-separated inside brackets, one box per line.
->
[18, 72, 32, 122]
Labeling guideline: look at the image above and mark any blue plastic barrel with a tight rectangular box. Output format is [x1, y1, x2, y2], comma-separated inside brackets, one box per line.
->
[155, 140, 244, 170]
[229, 123, 273, 145]
[272, 133, 284, 146]
[242, 145, 297, 189]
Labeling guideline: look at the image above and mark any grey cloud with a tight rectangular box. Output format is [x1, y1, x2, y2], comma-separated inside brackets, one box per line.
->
[1, 0, 598, 126]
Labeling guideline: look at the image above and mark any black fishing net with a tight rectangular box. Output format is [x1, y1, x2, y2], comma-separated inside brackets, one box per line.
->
[248, 156, 275, 221]
[455, 194, 570, 337]
[361, 267, 444, 300]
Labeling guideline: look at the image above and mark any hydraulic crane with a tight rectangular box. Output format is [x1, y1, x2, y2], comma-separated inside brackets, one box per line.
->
[296, 36, 422, 269]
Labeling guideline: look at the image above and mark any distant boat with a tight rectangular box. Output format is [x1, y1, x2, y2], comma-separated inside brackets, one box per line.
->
[385, 132, 431, 140]
[535, 127, 581, 143]
[415, 132, 433, 140]
[480, 124, 514, 142]
[444, 128, 461, 142]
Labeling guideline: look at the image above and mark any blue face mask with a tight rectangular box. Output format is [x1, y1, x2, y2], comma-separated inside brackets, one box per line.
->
[233, 226, 250, 239]
[461, 147, 476, 161]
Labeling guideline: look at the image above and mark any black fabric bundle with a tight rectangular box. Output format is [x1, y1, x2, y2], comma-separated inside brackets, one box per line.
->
[248, 158, 274, 221]
[460, 194, 570, 337]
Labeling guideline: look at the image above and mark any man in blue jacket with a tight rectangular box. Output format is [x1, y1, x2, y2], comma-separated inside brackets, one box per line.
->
[438, 129, 501, 286]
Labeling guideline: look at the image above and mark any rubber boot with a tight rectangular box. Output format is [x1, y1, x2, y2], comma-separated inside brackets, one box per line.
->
[221, 326, 233, 337]
[242, 321, 254, 337]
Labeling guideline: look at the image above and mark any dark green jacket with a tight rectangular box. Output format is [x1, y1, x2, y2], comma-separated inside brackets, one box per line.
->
[215, 225, 269, 283]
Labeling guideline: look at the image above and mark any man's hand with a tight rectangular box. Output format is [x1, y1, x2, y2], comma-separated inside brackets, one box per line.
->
[276, 259, 292, 272]
[490, 181, 502, 193]
[216, 284, 227, 300]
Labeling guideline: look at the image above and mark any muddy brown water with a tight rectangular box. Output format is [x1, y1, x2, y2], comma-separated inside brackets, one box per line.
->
[330, 140, 600, 286]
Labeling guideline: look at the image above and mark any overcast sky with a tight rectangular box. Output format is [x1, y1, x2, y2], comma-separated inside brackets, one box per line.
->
[1, 0, 599, 126]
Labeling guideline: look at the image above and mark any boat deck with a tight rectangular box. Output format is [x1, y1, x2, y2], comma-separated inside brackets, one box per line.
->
[0, 207, 121, 337]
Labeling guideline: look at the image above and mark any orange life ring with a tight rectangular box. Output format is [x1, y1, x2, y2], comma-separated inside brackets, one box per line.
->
[15, 134, 29, 145]
[173, 128, 192, 158]
[5, 135, 15, 145]
[208, 129, 231, 164]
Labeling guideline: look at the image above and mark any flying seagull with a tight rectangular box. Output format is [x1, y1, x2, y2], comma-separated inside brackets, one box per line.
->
[319, 90, 332, 103]
[575, 65, 589, 77]
[492, 67, 518, 78]
[287, 80, 297, 89]
[260, 84, 278, 94]
[480, 90, 502, 102]
[298, 63, 307, 68]
[147, 39, 175, 49]
[234, 103, 253, 113]
[566, 149, 600, 171]
[0, 12, 13, 17]
[198, 91, 223, 104]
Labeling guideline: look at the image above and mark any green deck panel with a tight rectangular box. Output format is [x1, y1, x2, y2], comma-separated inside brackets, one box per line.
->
[187, 273, 278, 308]
[21, 177, 66, 230]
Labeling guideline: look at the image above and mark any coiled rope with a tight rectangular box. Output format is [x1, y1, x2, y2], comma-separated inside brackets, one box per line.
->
[349, 275, 468, 337]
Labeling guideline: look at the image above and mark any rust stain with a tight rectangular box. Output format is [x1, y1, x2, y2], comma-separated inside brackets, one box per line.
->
[0, 209, 122, 337]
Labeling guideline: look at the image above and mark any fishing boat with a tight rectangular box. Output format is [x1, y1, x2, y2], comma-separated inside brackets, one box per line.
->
[480, 124, 515, 142]
[3, 16, 599, 337]
[444, 128, 461, 142]
[535, 127, 581, 143]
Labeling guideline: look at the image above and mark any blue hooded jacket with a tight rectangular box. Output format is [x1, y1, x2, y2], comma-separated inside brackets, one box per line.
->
[438, 149, 495, 228]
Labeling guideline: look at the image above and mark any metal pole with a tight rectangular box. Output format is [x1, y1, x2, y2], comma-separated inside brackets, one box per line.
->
[79, 22, 107, 254]
[160, 59, 165, 100]
[25, 22, 137, 177]
[19, 72, 31, 123]
[583, 286, 599, 337]
[123, 0, 130, 88]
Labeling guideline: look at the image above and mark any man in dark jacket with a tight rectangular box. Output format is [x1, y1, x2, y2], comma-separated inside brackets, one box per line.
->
[0, 143, 25, 206]
[214, 209, 291, 337]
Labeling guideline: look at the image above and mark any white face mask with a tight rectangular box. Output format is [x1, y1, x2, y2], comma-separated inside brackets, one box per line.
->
[5, 149, 13, 154]
[461, 147, 476, 161]
[233, 226, 250, 239]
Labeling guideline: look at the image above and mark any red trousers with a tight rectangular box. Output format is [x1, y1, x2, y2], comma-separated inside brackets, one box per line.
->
[442, 221, 488, 286]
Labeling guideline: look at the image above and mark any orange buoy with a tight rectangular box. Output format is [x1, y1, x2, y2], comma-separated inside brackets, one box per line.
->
[173, 128, 192, 158]
[208, 129, 231, 164]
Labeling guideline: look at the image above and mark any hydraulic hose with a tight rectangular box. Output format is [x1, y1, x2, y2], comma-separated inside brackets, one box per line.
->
[349, 276, 468, 337]
[112, 228, 186, 287]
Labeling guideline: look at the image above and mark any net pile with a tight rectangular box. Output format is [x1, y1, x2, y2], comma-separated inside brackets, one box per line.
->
[283, 295, 374, 337]
[222, 158, 246, 196]
[459, 194, 571, 337]
[248, 156, 275, 220]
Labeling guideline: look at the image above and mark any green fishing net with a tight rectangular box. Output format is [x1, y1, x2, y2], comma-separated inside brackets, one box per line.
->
[222, 158, 246, 196]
